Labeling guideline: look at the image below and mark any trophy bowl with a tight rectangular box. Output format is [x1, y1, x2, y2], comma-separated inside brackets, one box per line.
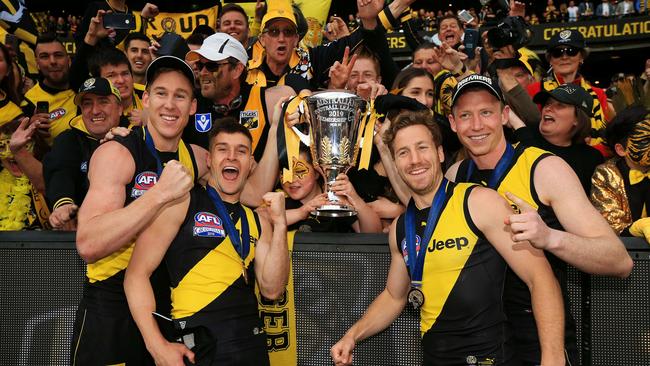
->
[304, 90, 367, 217]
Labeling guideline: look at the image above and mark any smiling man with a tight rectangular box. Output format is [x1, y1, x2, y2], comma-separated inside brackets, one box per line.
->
[123, 32, 153, 96]
[71, 56, 208, 366]
[23, 33, 77, 145]
[43, 77, 123, 230]
[125, 120, 289, 366]
[331, 109, 565, 366]
[218, 3, 251, 48]
[447, 74, 633, 365]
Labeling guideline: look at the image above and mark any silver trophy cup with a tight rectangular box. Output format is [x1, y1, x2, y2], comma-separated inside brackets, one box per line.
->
[301, 91, 367, 217]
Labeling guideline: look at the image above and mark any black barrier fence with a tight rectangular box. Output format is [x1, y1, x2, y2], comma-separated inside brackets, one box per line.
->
[0, 232, 649, 366]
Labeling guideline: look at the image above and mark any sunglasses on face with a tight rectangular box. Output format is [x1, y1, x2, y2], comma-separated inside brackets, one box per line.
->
[264, 27, 297, 38]
[195, 60, 230, 72]
[550, 46, 580, 58]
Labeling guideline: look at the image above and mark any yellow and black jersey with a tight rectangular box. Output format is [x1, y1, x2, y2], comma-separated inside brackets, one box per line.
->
[455, 144, 578, 365]
[0, 95, 23, 126]
[82, 127, 198, 313]
[165, 185, 262, 325]
[185, 83, 270, 161]
[23, 82, 78, 145]
[122, 92, 143, 118]
[133, 82, 145, 99]
[395, 182, 514, 365]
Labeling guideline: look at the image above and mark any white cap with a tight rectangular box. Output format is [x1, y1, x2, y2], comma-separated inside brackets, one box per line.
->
[185, 32, 248, 66]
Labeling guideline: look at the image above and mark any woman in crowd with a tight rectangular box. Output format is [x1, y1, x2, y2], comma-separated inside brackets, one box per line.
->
[391, 67, 434, 109]
[0, 44, 50, 230]
[527, 29, 611, 156]
[510, 83, 604, 193]
[281, 145, 382, 233]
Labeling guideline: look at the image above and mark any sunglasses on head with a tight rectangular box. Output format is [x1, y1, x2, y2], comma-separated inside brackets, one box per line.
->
[264, 27, 297, 38]
[550, 46, 580, 58]
[195, 60, 230, 72]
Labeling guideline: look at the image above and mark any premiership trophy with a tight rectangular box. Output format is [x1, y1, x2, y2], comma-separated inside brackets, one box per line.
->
[300, 91, 367, 217]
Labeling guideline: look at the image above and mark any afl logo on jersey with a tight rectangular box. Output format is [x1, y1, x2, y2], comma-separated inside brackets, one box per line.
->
[193, 212, 226, 237]
[400, 235, 421, 264]
[131, 171, 158, 198]
[49, 108, 66, 120]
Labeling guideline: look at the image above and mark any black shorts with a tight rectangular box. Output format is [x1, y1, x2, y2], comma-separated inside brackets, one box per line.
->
[70, 301, 153, 366]
[421, 323, 517, 366]
[507, 309, 578, 366]
[173, 315, 269, 366]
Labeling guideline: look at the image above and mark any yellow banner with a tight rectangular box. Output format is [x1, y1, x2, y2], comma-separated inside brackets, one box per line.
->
[256, 230, 297, 366]
[138, 6, 219, 40]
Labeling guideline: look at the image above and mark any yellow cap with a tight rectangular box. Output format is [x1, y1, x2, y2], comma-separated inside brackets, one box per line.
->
[260, 0, 297, 31]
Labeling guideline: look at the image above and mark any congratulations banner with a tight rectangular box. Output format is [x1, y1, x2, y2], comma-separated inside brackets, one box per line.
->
[528, 15, 650, 47]
[136, 6, 220, 40]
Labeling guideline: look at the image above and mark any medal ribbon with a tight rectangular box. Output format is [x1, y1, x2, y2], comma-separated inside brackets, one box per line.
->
[404, 178, 448, 287]
[465, 143, 515, 189]
[206, 185, 250, 262]
[144, 127, 164, 176]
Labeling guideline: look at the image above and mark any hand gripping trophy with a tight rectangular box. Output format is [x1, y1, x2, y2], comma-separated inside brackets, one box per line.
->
[292, 90, 368, 217]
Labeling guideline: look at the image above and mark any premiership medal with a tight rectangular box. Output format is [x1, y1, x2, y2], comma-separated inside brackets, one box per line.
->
[408, 287, 425, 309]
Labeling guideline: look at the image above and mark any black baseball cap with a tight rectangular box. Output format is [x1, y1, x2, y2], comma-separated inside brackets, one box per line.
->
[548, 29, 586, 50]
[145, 55, 195, 87]
[74, 77, 121, 106]
[533, 84, 594, 116]
[451, 74, 503, 107]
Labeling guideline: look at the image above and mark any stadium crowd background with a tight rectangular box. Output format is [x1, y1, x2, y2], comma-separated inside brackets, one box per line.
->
[1, 0, 650, 364]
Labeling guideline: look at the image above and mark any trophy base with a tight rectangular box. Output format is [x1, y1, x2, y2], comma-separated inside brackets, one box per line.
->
[311, 204, 357, 217]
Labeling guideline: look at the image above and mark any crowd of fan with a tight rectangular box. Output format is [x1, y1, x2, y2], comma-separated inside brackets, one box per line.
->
[0, 0, 649, 242]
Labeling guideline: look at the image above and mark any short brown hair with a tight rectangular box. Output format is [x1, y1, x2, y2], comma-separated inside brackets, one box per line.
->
[572, 108, 592, 145]
[208, 117, 253, 151]
[382, 110, 441, 155]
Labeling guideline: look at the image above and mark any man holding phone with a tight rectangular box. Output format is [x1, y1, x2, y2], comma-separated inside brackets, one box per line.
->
[23, 33, 78, 145]
[75, 0, 159, 48]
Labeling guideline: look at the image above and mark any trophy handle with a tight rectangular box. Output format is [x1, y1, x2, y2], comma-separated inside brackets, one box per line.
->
[291, 126, 311, 146]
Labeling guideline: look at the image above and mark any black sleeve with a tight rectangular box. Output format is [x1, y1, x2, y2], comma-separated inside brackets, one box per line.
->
[309, 28, 364, 89]
[43, 131, 83, 209]
[21, 98, 35, 117]
[309, 25, 399, 90]
[512, 126, 541, 148]
[365, 25, 400, 89]
[69, 41, 96, 91]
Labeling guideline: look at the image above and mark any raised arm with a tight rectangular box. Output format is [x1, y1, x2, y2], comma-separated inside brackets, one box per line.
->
[76, 142, 193, 263]
[469, 187, 565, 366]
[522, 156, 633, 277]
[330, 219, 410, 366]
[241, 87, 294, 207]
[124, 194, 194, 366]
[254, 192, 289, 300]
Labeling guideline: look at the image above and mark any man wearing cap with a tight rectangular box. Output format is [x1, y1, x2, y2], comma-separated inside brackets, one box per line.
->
[43, 77, 125, 230]
[183, 32, 294, 205]
[247, 0, 395, 90]
[526, 29, 611, 156]
[331, 109, 565, 366]
[71, 56, 207, 365]
[513, 84, 605, 193]
[446, 74, 633, 366]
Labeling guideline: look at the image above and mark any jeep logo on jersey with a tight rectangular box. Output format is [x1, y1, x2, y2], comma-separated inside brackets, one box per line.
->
[400, 234, 421, 264]
[427, 237, 469, 252]
[49, 108, 66, 120]
[239, 110, 259, 129]
[131, 171, 158, 198]
[195, 113, 212, 132]
[193, 211, 225, 237]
